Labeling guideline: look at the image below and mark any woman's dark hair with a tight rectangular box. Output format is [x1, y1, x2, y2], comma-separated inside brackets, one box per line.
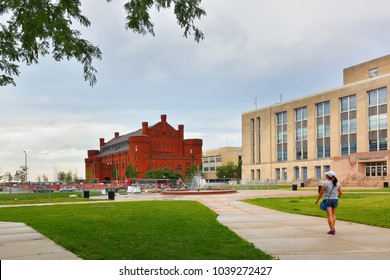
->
[331, 176, 338, 187]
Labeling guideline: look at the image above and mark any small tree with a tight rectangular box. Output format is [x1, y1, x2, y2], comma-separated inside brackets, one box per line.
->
[57, 171, 66, 182]
[73, 171, 80, 182]
[216, 161, 241, 179]
[42, 174, 49, 182]
[112, 169, 118, 181]
[125, 164, 138, 178]
[3, 172, 13, 183]
[85, 167, 93, 183]
[237, 159, 242, 179]
[14, 166, 26, 184]
[145, 167, 181, 180]
[36, 174, 49, 182]
[57, 170, 76, 182]
[65, 170, 73, 182]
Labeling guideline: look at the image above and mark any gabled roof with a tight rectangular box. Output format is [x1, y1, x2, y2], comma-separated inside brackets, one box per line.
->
[98, 129, 142, 157]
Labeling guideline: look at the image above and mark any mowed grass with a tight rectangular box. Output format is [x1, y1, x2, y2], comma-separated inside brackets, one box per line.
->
[244, 193, 390, 228]
[0, 191, 104, 205]
[0, 200, 273, 260]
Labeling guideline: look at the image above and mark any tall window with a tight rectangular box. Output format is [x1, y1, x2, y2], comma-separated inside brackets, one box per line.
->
[275, 168, 281, 181]
[316, 101, 330, 158]
[368, 87, 388, 151]
[282, 168, 287, 181]
[315, 166, 322, 180]
[276, 111, 287, 161]
[250, 118, 255, 164]
[294, 166, 300, 180]
[295, 107, 308, 160]
[257, 117, 261, 163]
[340, 95, 357, 156]
[324, 165, 330, 173]
[302, 167, 307, 180]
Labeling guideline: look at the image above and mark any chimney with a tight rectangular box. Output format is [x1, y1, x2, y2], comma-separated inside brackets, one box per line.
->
[161, 114, 168, 133]
[114, 132, 120, 138]
[178, 124, 184, 138]
[142, 122, 148, 135]
[99, 138, 105, 148]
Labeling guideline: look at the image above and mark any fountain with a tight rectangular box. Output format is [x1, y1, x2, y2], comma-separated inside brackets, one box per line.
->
[160, 174, 237, 195]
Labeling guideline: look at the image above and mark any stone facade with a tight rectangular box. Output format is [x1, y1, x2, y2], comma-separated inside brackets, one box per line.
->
[242, 55, 390, 185]
[202, 147, 242, 180]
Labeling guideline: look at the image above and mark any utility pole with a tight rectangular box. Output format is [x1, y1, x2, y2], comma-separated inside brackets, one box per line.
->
[23, 151, 27, 190]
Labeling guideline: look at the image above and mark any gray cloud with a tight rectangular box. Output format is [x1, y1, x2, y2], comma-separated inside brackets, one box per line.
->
[1, 0, 390, 180]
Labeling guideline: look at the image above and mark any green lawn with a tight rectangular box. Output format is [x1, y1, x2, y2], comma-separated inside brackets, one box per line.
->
[244, 192, 390, 228]
[0, 200, 273, 260]
[1, 189, 388, 260]
[0, 191, 103, 205]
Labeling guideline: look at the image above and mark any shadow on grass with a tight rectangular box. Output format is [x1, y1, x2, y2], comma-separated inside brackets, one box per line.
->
[0, 200, 274, 260]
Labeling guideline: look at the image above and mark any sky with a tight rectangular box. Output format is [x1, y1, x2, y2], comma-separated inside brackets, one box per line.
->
[1, 0, 390, 181]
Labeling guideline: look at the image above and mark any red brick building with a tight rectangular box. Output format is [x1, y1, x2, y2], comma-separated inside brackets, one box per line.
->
[85, 114, 203, 182]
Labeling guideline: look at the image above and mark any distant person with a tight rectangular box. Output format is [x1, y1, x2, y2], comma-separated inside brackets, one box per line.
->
[315, 170, 343, 235]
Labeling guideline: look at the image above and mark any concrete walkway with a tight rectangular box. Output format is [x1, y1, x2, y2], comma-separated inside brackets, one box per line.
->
[0, 221, 81, 260]
[1, 190, 389, 260]
[194, 192, 390, 260]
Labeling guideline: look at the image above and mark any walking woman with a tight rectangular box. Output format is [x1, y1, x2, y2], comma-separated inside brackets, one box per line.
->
[315, 170, 343, 235]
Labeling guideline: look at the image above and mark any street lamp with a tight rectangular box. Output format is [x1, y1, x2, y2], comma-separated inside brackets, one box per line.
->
[23, 151, 27, 189]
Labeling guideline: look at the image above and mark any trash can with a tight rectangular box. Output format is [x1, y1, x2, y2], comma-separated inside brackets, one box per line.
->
[108, 191, 115, 200]
[318, 185, 322, 193]
[300, 182, 305, 188]
[292, 184, 297, 191]
[83, 190, 90, 198]
[384, 182, 389, 188]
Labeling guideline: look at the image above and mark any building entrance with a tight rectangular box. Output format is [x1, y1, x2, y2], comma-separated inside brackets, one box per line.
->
[365, 161, 388, 177]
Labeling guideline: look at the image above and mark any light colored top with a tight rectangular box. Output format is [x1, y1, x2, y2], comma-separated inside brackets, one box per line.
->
[322, 180, 340, 199]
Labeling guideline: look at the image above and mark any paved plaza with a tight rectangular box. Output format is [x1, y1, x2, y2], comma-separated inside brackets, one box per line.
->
[1, 190, 389, 260]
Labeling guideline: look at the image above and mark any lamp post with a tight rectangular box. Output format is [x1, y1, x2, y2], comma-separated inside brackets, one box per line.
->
[23, 151, 27, 190]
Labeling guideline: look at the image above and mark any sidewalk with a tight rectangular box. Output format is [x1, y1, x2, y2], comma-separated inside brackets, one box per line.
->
[0, 222, 80, 260]
[194, 191, 390, 260]
[1, 190, 389, 260]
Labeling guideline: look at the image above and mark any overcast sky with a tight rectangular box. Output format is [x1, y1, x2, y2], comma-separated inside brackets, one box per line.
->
[1, 0, 390, 181]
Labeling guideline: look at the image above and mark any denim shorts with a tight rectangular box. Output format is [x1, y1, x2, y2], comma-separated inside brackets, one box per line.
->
[326, 199, 339, 208]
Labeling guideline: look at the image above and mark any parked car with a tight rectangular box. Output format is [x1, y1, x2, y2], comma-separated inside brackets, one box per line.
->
[115, 185, 127, 191]
[59, 186, 76, 192]
[33, 186, 54, 193]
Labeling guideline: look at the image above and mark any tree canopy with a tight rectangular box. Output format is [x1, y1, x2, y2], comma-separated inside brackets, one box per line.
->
[0, 0, 206, 86]
[144, 167, 182, 180]
[216, 161, 242, 179]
